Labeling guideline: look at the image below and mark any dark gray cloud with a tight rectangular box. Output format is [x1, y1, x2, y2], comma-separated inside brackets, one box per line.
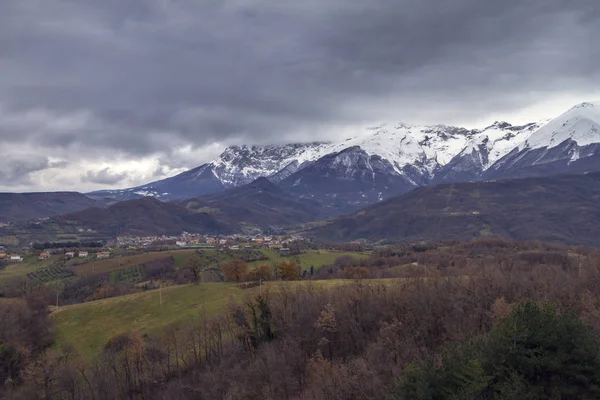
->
[0, 156, 59, 185]
[82, 168, 128, 185]
[0, 0, 599, 189]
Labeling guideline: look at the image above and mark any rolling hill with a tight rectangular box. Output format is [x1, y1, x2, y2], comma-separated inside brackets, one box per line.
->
[310, 172, 600, 246]
[182, 177, 328, 229]
[54, 197, 234, 236]
[0, 192, 103, 222]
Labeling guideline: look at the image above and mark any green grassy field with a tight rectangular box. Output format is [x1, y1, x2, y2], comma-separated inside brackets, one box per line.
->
[248, 249, 370, 271]
[50, 279, 368, 359]
[51, 283, 253, 358]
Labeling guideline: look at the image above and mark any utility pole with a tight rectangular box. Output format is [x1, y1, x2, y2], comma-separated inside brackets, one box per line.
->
[259, 278, 262, 296]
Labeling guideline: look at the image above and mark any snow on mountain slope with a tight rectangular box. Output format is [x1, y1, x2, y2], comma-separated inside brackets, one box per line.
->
[430, 121, 543, 184]
[324, 124, 472, 176]
[212, 124, 474, 187]
[484, 102, 600, 180]
[522, 102, 600, 150]
[211, 143, 334, 187]
[89, 101, 600, 203]
[470, 121, 544, 167]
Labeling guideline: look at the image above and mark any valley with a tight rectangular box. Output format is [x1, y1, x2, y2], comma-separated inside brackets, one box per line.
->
[2, 101, 600, 399]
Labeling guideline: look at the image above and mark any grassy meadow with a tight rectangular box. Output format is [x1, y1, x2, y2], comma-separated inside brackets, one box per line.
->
[50, 279, 362, 359]
[248, 249, 370, 270]
[51, 283, 251, 358]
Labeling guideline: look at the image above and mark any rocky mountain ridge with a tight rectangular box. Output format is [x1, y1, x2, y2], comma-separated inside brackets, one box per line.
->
[89, 102, 600, 209]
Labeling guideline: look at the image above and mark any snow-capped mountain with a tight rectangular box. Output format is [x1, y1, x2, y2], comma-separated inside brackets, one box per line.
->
[89, 102, 600, 210]
[279, 146, 417, 212]
[432, 121, 543, 184]
[90, 123, 479, 201]
[484, 102, 600, 180]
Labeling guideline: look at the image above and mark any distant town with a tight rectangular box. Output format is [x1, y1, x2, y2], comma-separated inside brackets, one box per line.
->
[0, 231, 314, 263]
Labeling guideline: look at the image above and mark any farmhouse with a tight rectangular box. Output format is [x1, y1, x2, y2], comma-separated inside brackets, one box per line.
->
[97, 251, 110, 259]
[38, 252, 49, 260]
[78, 251, 89, 257]
[65, 251, 75, 258]
[9, 254, 23, 262]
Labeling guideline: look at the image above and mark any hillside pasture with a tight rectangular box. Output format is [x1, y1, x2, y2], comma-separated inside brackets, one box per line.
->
[248, 249, 371, 271]
[51, 283, 254, 358]
[50, 279, 375, 358]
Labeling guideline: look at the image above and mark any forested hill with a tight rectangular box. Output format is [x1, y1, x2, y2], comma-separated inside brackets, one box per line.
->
[310, 171, 600, 245]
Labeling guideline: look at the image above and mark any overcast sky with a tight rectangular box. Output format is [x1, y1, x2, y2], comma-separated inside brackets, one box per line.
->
[1, 0, 599, 192]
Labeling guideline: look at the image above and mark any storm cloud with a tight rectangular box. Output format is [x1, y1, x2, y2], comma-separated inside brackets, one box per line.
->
[1, 0, 599, 191]
[82, 167, 128, 185]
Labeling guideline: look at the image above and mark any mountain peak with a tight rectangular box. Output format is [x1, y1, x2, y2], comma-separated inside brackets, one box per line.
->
[570, 102, 596, 110]
[486, 121, 512, 130]
[522, 102, 600, 150]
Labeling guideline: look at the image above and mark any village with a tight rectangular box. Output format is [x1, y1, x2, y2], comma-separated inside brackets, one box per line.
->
[0, 231, 309, 263]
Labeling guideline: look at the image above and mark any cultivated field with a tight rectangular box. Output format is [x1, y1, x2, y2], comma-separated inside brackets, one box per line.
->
[0, 255, 62, 283]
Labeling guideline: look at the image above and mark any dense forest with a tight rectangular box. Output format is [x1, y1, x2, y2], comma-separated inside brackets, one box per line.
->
[3, 239, 600, 399]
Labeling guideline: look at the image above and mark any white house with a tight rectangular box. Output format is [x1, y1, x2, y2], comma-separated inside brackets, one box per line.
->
[176, 241, 187, 247]
[97, 251, 110, 259]
[9, 255, 23, 262]
[65, 252, 75, 258]
[78, 251, 89, 257]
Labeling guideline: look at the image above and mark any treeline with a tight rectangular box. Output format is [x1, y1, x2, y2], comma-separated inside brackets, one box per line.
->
[31, 241, 104, 250]
[312, 238, 595, 280]
[6, 239, 600, 398]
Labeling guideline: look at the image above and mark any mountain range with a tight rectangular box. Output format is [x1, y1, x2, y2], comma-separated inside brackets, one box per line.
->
[88, 102, 600, 211]
[2, 101, 600, 242]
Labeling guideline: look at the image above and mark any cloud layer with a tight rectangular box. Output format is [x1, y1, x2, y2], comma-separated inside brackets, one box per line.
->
[1, 0, 599, 191]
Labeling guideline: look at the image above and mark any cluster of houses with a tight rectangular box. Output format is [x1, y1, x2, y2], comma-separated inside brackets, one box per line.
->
[0, 249, 112, 263]
[36, 249, 111, 261]
[1, 231, 306, 265]
[0, 252, 23, 262]
[114, 232, 304, 252]
[168, 233, 302, 252]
